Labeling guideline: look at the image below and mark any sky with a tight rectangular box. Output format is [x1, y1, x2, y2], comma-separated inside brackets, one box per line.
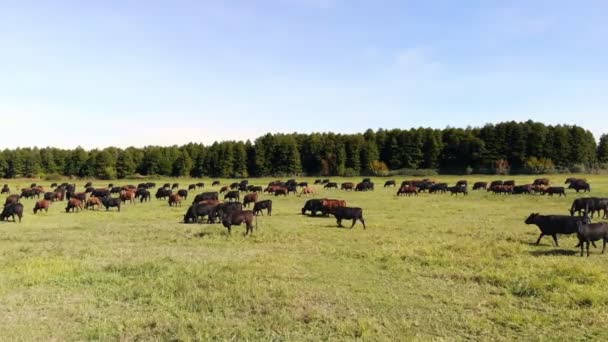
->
[1, 0, 607, 148]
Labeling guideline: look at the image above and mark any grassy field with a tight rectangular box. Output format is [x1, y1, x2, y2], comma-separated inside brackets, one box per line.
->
[1, 175, 608, 340]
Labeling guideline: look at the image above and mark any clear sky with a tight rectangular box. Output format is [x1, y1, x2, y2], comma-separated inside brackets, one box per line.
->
[1, 0, 606, 148]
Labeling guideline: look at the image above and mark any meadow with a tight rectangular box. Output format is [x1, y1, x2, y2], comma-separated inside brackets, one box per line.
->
[1, 175, 608, 341]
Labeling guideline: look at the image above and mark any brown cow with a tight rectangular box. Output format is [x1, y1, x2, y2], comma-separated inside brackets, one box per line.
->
[321, 199, 347, 215]
[397, 186, 418, 196]
[4, 195, 19, 206]
[243, 193, 258, 208]
[66, 198, 84, 213]
[169, 194, 182, 207]
[33, 200, 51, 214]
[220, 186, 229, 194]
[120, 190, 136, 205]
[198, 199, 221, 207]
[299, 187, 316, 196]
[86, 197, 103, 210]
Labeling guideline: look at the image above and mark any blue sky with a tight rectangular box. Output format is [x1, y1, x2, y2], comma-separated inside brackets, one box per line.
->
[1, 0, 606, 148]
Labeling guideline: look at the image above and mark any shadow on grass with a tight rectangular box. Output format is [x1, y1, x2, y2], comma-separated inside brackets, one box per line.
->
[530, 249, 577, 257]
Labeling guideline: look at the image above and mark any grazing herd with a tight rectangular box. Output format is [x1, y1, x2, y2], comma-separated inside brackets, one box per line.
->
[2, 176, 607, 255]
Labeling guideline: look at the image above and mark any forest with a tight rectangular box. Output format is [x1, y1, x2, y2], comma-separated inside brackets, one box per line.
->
[1, 121, 607, 179]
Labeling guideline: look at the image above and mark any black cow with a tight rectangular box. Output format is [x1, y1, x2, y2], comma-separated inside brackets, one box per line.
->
[212, 202, 243, 222]
[384, 180, 396, 187]
[91, 189, 110, 198]
[324, 182, 338, 189]
[355, 182, 374, 191]
[274, 188, 288, 196]
[298, 182, 308, 188]
[568, 180, 590, 193]
[448, 186, 468, 196]
[212, 180, 221, 186]
[456, 180, 468, 187]
[224, 190, 240, 202]
[146, 182, 156, 189]
[136, 189, 151, 203]
[253, 200, 272, 216]
[314, 179, 322, 184]
[577, 222, 608, 256]
[429, 183, 448, 194]
[525, 213, 591, 246]
[177, 189, 189, 200]
[110, 187, 122, 194]
[172, 183, 179, 190]
[1, 185, 10, 194]
[333, 207, 366, 229]
[155, 188, 172, 200]
[163, 183, 171, 188]
[101, 197, 121, 212]
[193, 192, 219, 203]
[188, 184, 197, 191]
[196, 182, 205, 189]
[301, 199, 324, 216]
[1, 203, 24, 223]
[222, 210, 256, 235]
[542, 187, 566, 197]
[230, 182, 239, 190]
[489, 180, 503, 188]
[84, 182, 93, 188]
[184, 203, 217, 224]
[472, 182, 487, 190]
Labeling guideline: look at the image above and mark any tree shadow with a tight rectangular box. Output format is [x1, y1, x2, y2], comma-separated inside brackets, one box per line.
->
[529, 249, 577, 257]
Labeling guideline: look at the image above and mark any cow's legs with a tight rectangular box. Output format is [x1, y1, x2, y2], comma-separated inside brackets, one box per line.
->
[580, 240, 585, 256]
[552, 234, 559, 247]
[337, 218, 343, 227]
[359, 217, 366, 229]
[586, 241, 591, 257]
[602, 239, 607, 254]
[535, 233, 545, 245]
[350, 219, 356, 229]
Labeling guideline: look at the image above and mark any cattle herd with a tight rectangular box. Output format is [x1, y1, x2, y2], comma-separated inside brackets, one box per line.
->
[1, 177, 606, 254]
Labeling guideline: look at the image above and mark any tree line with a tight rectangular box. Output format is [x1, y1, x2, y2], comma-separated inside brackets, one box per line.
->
[1, 120, 607, 179]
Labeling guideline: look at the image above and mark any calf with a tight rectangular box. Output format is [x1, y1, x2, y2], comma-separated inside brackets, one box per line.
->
[243, 193, 258, 208]
[86, 197, 103, 210]
[525, 213, 590, 246]
[333, 207, 366, 229]
[33, 200, 51, 214]
[253, 200, 272, 216]
[1, 203, 24, 222]
[577, 222, 608, 256]
[66, 199, 84, 213]
[101, 197, 122, 212]
[169, 194, 183, 207]
[222, 210, 256, 235]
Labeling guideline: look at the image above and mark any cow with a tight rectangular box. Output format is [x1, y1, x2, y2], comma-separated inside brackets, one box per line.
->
[243, 193, 258, 208]
[146, 182, 156, 189]
[188, 184, 197, 191]
[239, 184, 249, 192]
[286, 185, 298, 195]
[568, 180, 591, 193]
[177, 189, 188, 200]
[355, 182, 374, 191]
[33, 200, 51, 214]
[43, 192, 55, 201]
[86, 197, 103, 210]
[299, 187, 315, 196]
[101, 197, 122, 212]
[155, 188, 172, 200]
[1, 203, 24, 222]
[577, 221, 608, 256]
[448, 186, 468, 196]
[70, 192, 87, 203]
[253, 200, 272, 216]
[212, 202, 243, 223]
[456, 180, 468, 187]
[192, 192, 219, 203]
[91, 189, 111, 198]
[220, 186, 229, 194]
[250, 186, 263, 193]
[163, 183, 171, 188]
[110, 187, 122, 194]
[503, 180, 515, 186]
[20, 189, 37, 199]
[512, 185, 533, 195]
[525, 213, 591, 246]
[230, 182, 239, 190]
[565, 178, 586, 184]
[384, 180, 396, 188]
[314, 179, 322, 184]
[489, 180, 503, 189]
[120, 190, 136, 205]
[1, 185, 10, 194]
[184, 203, 217, 224]
[324, 182, 338, 189]
[84, 182, 93, 188]
[66, 199, 84, 213]
[333, 207, 366, 229]
[542, 187, 566, 197]
[472, 182, 487, 190]
[53, 190, 65, 202]
[222, 210, 256, 235]
[322, 179, 330, 184]
[224, 190, 240, 202]
[341, 182, 355, 191]
[168, 194, 183, 207]
[429, 183, 448, 194]
[533, 178, 550, 186]
[136, 189, 151, 203]
[302, 199, 325, 216]
[569, 198, 608, 218]
[297, 182, 308, 188]
[274, 188, 288, 196]
[321, 199, 347, 215]
[172, 183, 179, 190]
[264, 185, 283, 194]
[212, 180, 221, 186]
[397, 186, 418, 196]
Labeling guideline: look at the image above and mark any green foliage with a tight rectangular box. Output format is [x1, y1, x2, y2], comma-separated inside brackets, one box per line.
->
[523, 157, 556, 174]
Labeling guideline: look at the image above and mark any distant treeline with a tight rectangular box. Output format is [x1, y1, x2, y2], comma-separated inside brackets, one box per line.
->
[1, 120, 608, 179]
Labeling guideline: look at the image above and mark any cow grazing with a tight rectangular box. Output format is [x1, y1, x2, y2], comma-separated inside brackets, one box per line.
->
[169, 194, 183, 207]
[525, 213, 590, 246]
[212, 180, 221, 186]
[1, 203, 24, 222]
[86, 197, 103, 210]
[456, 180, 468, 187]
[101, 197, 122, 212]
[188, 184, 197, 191]
[542, 187, 566, 197]
[384, 180, 396, 188]
[577, 221, 608, 256]
[253, 200, 272, 216]
[533, 178, 550, 186]
[250, 186, 263, 193]
[43, 192, 55, 201]
[184, 203, 217, 224]
[33, 200, 51, 214]
[302, 199, 325, 216]
[449, 186, 468, 196]
[230, 182, 239, 190]
[299, 187, 315, 196]
[155, 188, 172, 200]
[196, 182, 205, 189]
[333, 207, 366, 229]
[172, 183, 179, 190]
[429, 183, 448, 194]
[163, 183, 171, 188]
[66, 199, 84, 213]
[243, 193, 258, 208]
[177, 189, 188, 200]
[224, 190, 240, 202]
[1, 185, 10, 194]
[341, 182, 355, 191]
[355, 182, 374, 191]
[397, 186, 418, 196]
[472, 182, 487, 190]
[324, 182, 338, 189]
[568, 180, 591, 193]
[222, 210, 256, 235]
[136, 189, 151, 203]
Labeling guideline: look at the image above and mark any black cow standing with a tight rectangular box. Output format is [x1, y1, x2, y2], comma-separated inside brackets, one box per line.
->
[333, 207, 366, 229]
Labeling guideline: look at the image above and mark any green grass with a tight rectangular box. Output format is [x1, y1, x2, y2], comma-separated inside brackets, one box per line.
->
[2, 175, 608, 340]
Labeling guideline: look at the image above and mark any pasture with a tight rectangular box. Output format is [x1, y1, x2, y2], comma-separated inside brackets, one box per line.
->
[1, 175, 608, 340]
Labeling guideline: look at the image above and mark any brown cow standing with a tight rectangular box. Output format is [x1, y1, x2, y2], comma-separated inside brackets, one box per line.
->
[66, 198, 84, 213]
[120, 190, 136, 205]
[86, 197, 103, 210]
[169, 194, 182, 207]
[243, 193, 258, 208]
[33, 200, 51, 214]
[299, 187, 315, 196]
[321, 199, 347, 215]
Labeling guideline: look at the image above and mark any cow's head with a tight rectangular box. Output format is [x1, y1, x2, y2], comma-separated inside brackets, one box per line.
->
[525, 213, 539, 224]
